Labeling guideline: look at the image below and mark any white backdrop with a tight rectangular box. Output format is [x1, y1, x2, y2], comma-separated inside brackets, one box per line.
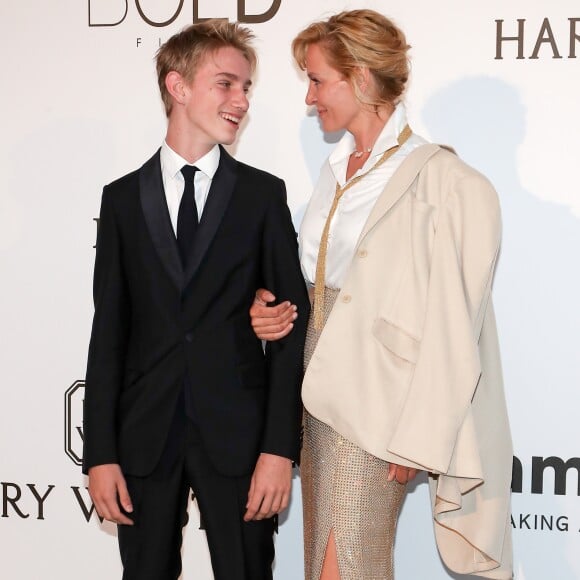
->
[1, 1, 579, 578]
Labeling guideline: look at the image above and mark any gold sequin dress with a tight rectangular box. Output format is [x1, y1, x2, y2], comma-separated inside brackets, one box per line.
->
[301, 288, 406, 580]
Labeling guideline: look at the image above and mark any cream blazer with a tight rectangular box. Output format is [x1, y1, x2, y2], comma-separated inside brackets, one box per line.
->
[302, 144, 513, 579]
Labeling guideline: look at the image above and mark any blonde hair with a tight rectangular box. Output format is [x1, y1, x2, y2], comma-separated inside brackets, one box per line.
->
[156, 20, 256, 117]
[292, 9, 410, 108]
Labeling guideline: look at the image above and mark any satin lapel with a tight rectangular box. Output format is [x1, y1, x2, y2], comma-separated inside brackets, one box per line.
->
[356, 144, 441, 244]
[139, 150, 183, 290]
[183, 146, 237, 289]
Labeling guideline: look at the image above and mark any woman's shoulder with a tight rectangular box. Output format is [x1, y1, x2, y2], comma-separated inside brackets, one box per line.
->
[414, 145, 499, 212]
[421, 145, 494, 190]
[427, 145, 486, 179]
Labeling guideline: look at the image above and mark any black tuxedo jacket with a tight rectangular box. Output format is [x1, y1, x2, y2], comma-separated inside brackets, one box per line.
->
[83, 147, 309, 478]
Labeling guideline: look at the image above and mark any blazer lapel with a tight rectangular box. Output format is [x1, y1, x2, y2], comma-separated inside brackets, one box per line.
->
[139, 150, 183, 290]
[357, 143, 441, 244]
[183, 146, 237, 289]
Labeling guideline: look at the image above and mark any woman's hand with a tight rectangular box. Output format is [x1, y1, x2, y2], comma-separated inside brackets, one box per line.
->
[387, 462, 419, 484]
[250, 289, 298, 341]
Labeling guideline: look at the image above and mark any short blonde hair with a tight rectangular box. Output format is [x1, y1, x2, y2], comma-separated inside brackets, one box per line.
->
[292, 10, 410, 108]
[156, 20, 256, 117]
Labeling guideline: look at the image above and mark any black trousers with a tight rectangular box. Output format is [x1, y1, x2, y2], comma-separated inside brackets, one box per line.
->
[117, 419, 276, 580]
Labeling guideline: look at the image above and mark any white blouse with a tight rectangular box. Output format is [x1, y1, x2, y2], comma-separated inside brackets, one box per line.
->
[299, 104, 428, 288]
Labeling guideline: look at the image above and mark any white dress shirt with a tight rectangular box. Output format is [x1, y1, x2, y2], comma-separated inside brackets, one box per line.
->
[299, 104, 428, 288]
[160, 141, 220, 234]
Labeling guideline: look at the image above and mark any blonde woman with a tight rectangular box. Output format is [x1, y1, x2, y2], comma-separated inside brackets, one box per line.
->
[251, 9, 513, 580]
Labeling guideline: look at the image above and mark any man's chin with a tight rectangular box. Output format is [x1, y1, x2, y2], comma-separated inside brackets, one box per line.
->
[220, 134, 237, 146]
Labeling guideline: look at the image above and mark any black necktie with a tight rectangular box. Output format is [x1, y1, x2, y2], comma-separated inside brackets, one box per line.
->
[177, 165, 199, 267]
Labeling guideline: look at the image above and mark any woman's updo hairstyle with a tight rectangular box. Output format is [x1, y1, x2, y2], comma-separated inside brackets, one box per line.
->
[292, 9, 410, 108]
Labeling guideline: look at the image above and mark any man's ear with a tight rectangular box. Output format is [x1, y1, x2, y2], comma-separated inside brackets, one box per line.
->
[165, 71, 188, 107]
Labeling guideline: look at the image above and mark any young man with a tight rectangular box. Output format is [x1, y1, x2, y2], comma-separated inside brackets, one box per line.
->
[83, 21, 309, 580]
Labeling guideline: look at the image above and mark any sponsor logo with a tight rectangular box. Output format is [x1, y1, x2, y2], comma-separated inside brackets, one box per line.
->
[511, 513, 569, 532]
[495, 17, 580, 59]
[512, 455, 580, 496]
[1, 483, 55, 520]
[0, 480, 200, 525]
[88, 0, 282, 27]
[65, 381, 85, 466]
[511, 455, 580, 534]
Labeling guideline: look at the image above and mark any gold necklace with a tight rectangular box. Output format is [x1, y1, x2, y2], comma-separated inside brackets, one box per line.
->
[312, 124, 412, 329]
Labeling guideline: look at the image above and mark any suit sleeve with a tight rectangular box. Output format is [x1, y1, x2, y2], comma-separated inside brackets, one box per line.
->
[387, 170, 501, 472]
[82, 187, 129, 473]
[259, 180, 310, 463]
[387, 171, 513, 578]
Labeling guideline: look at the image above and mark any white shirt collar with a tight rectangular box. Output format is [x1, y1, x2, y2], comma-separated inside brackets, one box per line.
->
[160, 141, 220, 180]
[329, 102, 409, 180]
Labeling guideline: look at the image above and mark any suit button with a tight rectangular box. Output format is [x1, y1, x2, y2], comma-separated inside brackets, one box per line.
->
[358, 249, 368, 258]
[185, 333, 193, 343]
[341, 294, 352, 303]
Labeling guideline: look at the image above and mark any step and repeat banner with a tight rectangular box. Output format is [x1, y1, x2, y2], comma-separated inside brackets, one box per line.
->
[1, 1, 579, 578]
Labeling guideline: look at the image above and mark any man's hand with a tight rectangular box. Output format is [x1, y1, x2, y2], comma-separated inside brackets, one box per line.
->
[88, 463, 134, 525]
[250, 289, 297, 341]
[387, 462, 420, 485]
[244, 453, 292, 521]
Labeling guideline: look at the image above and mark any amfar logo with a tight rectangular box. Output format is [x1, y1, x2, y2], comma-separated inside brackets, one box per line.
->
[89, 0, 282, 27]
[512, 456, 580, 496]
[495, 17, 580, 59]
[65, 381, 84, 466]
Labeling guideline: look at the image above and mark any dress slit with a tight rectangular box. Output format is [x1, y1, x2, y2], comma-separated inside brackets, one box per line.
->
[319, 529, 342, 580]
[301, 288, 406, 580]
